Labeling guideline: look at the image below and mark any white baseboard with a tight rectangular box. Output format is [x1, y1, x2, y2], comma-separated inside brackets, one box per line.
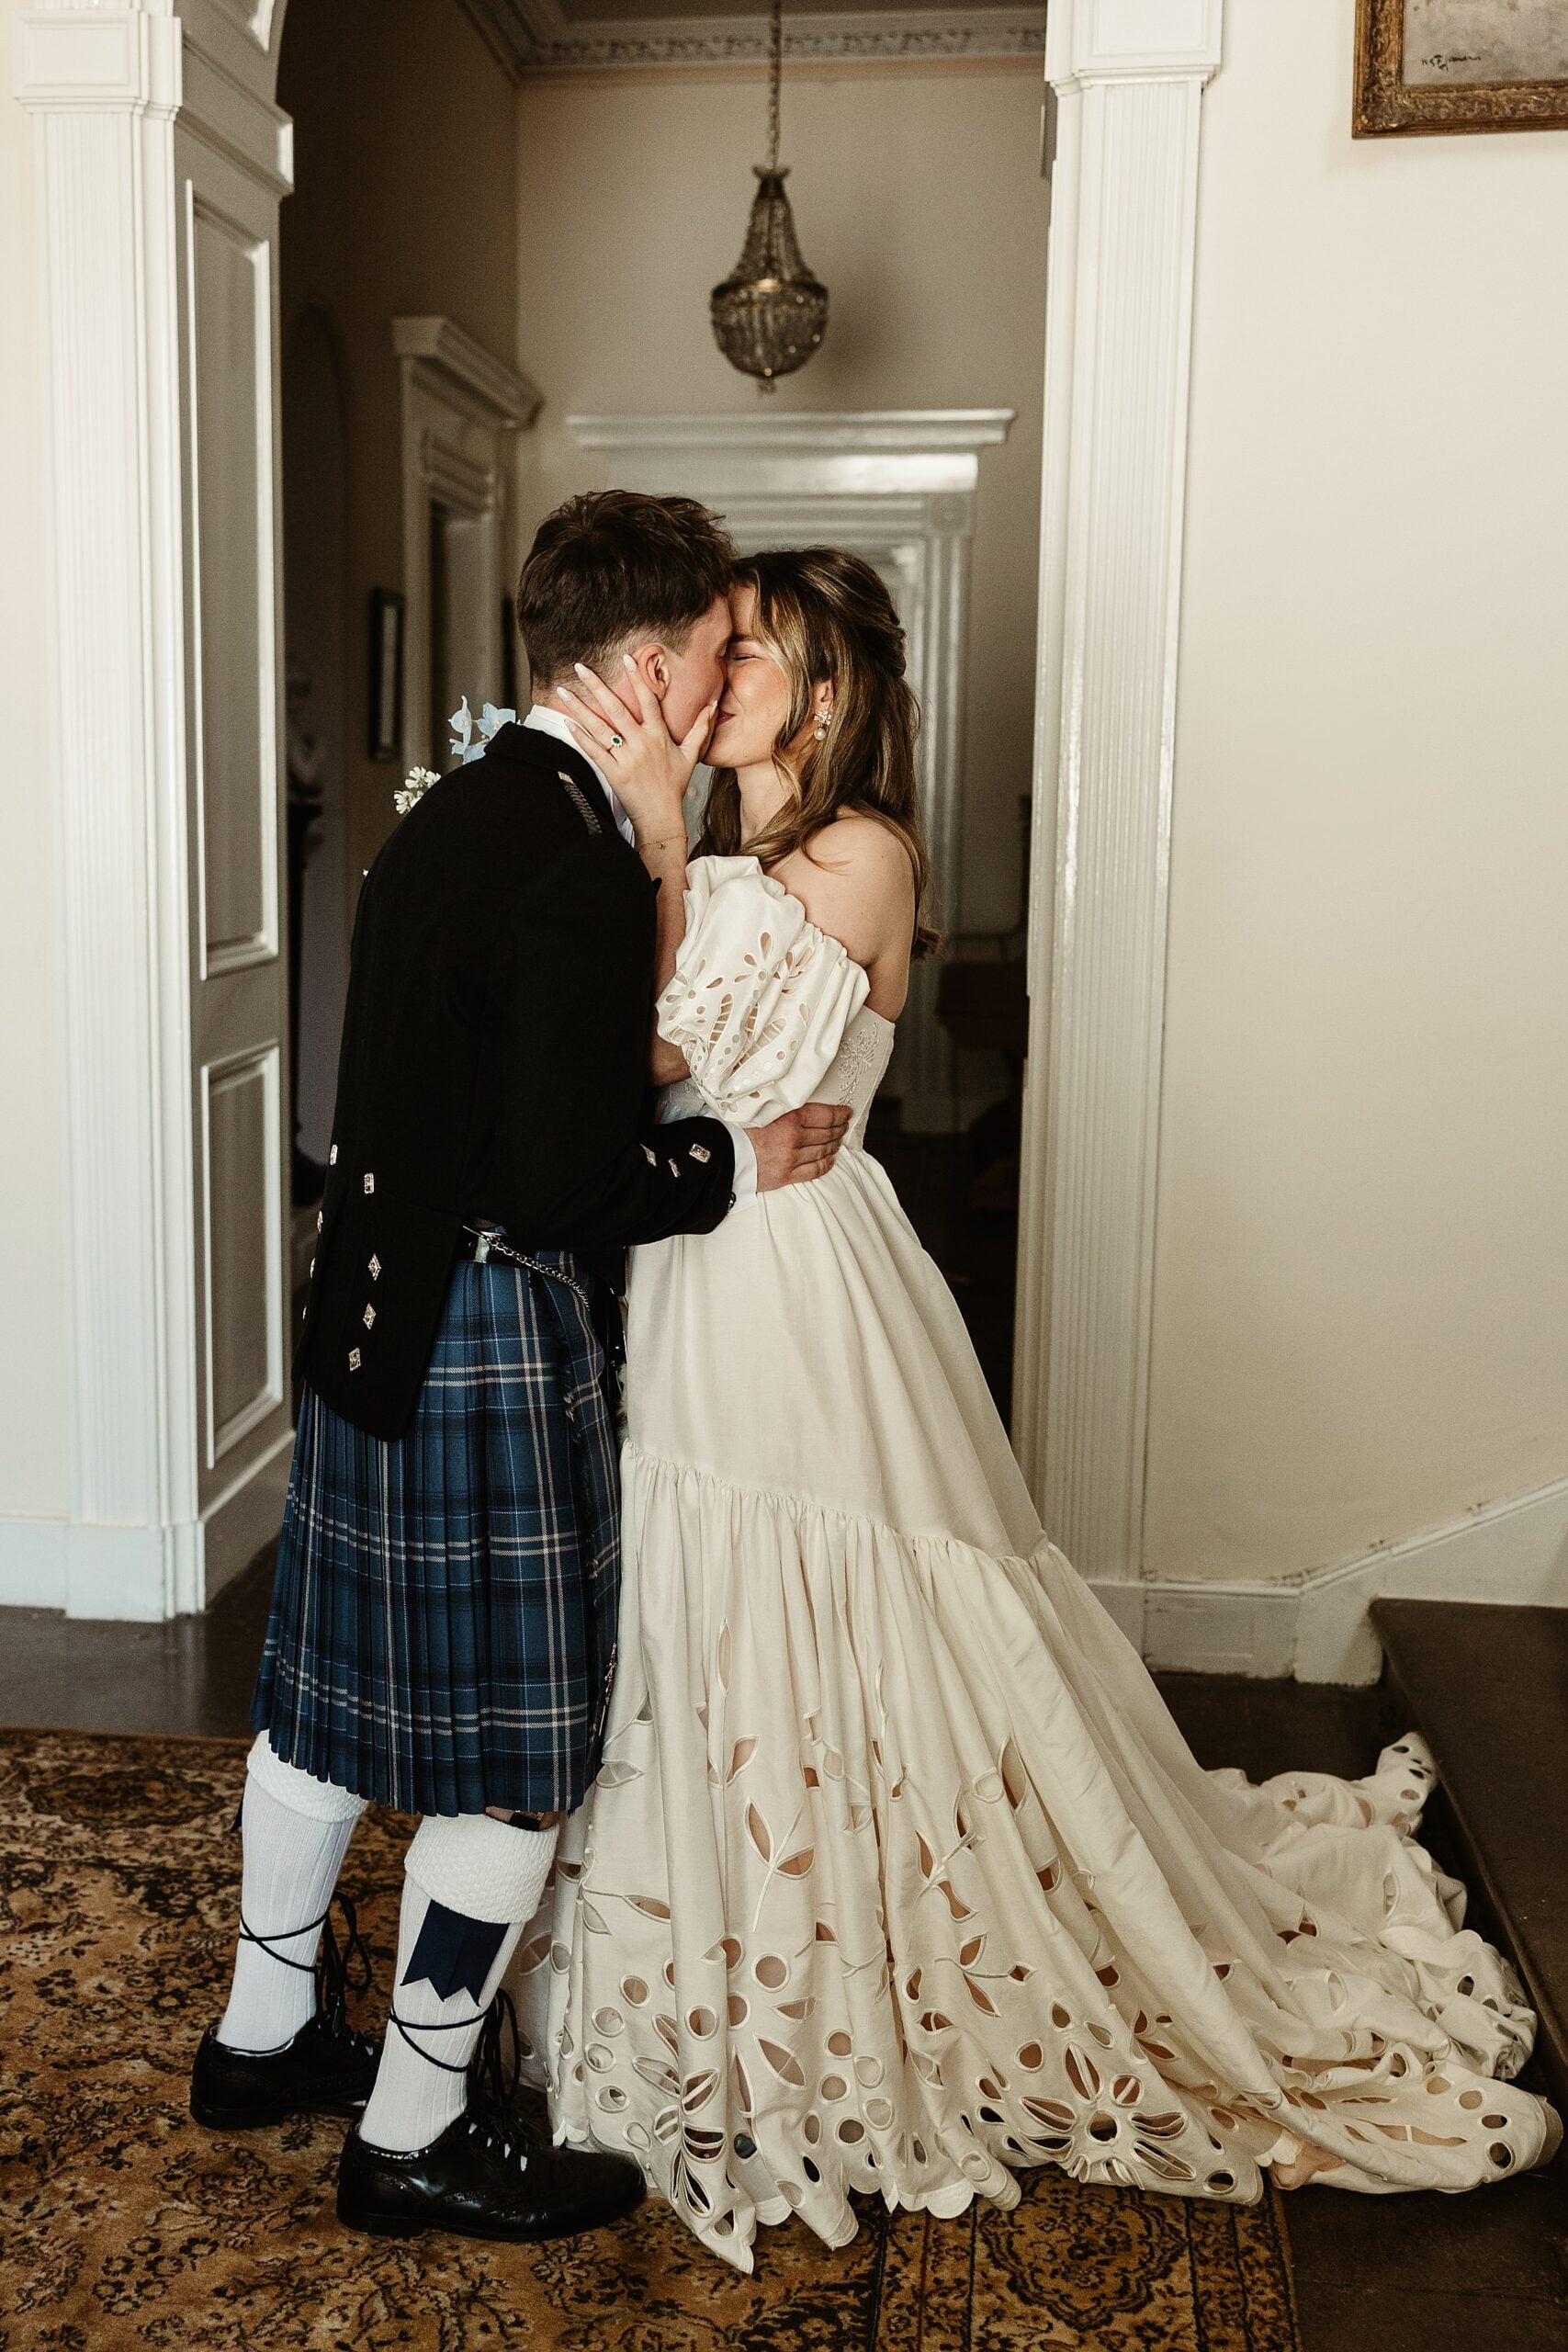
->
[1090, 1471, 1568, 1687]
[0, 1518, 68, 1610]
[0, 1430, 292, 1622]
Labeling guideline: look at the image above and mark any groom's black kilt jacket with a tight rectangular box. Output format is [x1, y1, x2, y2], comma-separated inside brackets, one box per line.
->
[298, 722, 735, 1441]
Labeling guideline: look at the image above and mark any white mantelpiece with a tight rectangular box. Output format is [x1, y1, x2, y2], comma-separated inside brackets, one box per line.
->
[1012, 0, 1223, 1625]
[571, 410, 1013, 1132]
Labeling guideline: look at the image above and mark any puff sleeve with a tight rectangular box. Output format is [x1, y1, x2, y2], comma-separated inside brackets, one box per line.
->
[655, 855, 872, 1125]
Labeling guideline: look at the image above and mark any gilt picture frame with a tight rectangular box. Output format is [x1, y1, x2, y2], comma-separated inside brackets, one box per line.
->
[1355, 0, 1568, 136]
[1354, 0, 1568, 135]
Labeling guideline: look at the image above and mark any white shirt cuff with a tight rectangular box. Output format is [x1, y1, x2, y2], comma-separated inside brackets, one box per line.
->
[723, 1121, 759, 1212]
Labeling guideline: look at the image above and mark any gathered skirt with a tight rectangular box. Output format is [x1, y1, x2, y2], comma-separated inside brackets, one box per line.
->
[252, 1251, 620, 1816]
[512, 1148, 1560, 2272]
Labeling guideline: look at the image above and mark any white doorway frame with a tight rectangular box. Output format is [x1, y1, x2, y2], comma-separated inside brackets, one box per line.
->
[570, 409, 1013, 1136]
[1012, 0, 1223, 1634]
[11, 0, 1224, 1636]
[392, 315, 541, 771]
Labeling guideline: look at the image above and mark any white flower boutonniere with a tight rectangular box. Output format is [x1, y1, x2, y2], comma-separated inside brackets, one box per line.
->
[392, 696, 517, 816]
[394, 766, 439, 816]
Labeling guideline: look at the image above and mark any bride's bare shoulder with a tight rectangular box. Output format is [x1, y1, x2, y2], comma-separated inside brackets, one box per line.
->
[773, 814, 916, 978]
[776, 814, 913, 909]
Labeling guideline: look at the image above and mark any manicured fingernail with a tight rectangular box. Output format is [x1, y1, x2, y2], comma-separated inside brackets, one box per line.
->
[623, 654, 636, 670]
[574, 662, 591, 676]
[558, 685, 576, 700]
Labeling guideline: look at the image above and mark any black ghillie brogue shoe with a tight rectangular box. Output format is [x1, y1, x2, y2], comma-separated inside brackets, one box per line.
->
[191, 1890, 380, 2130]
[336, 1989, 645, 2244]
[336, 2106, 646, 2245]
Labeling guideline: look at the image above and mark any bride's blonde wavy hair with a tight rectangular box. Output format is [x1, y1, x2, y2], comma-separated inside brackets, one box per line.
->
[696, 548, 941, 959]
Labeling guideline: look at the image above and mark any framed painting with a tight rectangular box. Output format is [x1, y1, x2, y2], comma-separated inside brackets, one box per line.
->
[367, 588, 405, 762]
[1356, 0, 1568, 135]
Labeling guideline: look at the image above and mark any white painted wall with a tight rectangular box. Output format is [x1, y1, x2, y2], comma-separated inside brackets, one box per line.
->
[0, 12, 68, 1553]
[513, 63, 1049, 938]
[1145, 3, 1568, 1589]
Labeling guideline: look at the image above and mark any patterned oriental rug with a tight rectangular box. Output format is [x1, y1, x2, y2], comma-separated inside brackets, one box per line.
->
[0, 1728, 1302, 2352]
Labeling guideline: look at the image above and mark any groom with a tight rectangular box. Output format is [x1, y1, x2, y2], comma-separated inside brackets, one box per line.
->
[190, 490, 850, 2245]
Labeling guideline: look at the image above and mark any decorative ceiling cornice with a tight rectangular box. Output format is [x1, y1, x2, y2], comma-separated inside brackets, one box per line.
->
[460, 0, 1045, 74]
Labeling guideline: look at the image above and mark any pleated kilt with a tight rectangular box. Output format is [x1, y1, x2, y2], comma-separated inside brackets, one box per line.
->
[252, 1251, 621, 1817]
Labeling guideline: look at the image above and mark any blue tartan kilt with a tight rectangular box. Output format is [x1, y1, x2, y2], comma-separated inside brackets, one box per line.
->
[252, 1252, 621, 1817]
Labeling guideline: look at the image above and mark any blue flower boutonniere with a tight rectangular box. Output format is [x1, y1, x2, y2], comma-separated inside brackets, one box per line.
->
[394, 696, 517, 815]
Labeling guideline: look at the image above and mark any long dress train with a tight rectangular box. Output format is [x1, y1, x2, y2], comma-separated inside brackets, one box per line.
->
[510, 854, 1559, 2274]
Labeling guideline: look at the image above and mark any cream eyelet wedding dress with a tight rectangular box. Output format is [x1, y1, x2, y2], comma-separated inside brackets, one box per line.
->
[512, 853, 1559, 2274]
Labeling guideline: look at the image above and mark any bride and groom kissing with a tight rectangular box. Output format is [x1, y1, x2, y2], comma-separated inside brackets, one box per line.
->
[189, 490, 1557, 2272]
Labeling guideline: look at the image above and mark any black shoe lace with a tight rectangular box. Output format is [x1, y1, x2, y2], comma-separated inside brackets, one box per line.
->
[318, 1890, 376, 2052]
[236, 1888, 376, 2059]
[467, 1987, 524, 2130]
[383, 1988, 534, 2172]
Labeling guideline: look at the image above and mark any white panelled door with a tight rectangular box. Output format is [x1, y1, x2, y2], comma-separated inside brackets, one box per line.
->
[176, 118, 291, 1528]
[14, 0, 297, 1616]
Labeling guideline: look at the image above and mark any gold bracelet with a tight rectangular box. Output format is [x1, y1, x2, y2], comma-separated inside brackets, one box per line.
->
[636, 833, 687, 854]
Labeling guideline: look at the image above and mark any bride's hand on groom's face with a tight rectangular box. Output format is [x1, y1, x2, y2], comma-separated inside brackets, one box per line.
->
[751, 1103, 854, 1194]
[556, 658, 716, 847]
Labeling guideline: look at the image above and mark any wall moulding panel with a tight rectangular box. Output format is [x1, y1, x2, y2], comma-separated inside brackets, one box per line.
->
[1012, 0, 1222, 1586]
[570, 410, 1013, 1134]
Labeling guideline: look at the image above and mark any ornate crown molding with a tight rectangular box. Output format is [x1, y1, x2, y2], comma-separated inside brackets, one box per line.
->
[461, 0, 1044, 74]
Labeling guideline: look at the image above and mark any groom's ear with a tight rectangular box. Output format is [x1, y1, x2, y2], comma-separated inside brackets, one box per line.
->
[628, 642, 669, 702]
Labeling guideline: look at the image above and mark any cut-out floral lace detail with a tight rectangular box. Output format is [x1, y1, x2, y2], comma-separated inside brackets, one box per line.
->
[655, 857, 873, 1127]
[506, 857, 1560, 2276]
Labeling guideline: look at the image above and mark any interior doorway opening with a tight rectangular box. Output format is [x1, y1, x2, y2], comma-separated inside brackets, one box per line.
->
[281, 303, 350, 1228]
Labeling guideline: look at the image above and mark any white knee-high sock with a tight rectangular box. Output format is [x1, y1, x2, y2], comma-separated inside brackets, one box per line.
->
[356, 1812, 559, 2155]
[216, 1735, 368, 2054]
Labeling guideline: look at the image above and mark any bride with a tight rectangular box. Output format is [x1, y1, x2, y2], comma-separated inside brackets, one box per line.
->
[511, 545, 1560, 2272]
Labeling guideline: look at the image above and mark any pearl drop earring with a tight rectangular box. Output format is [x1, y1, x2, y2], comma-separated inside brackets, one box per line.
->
[815, 711, 829, 741]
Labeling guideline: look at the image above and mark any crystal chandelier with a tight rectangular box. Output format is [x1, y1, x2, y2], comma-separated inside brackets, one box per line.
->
[709, 0, 829, 390]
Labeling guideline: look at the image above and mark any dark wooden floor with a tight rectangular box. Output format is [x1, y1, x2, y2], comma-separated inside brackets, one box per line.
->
[1375, 1599, 1568, 2113]
[3, 1555, 1563, 2348]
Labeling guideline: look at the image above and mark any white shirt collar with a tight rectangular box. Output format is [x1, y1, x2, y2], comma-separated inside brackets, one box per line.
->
[522, 704, 635, 844]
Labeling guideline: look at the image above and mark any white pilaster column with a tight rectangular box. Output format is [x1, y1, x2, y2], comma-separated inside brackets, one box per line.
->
[1012, 0, 1222, 1622]
[16, 6, 197, 1617]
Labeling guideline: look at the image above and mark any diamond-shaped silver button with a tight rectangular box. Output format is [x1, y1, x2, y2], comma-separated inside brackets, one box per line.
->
[348, 1347, 362, 1370]
[642, 1144, 658, 1165]
[329, 1145, 338, 1165]
[363, 1305, 376, 1329]
[369, 1254, 381, 1280]
[317, 1210, 323, 1232]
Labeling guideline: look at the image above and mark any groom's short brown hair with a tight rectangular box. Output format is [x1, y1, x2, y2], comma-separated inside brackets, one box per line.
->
[514, 490, 736, 691]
